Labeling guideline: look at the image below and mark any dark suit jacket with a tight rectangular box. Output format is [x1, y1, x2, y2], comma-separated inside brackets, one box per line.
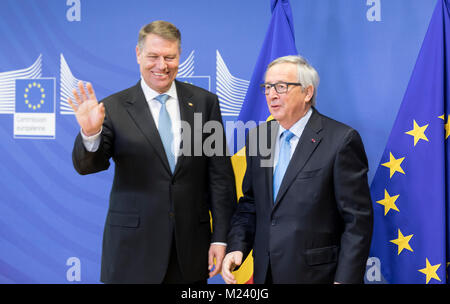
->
[227, 108, 373, 284]
[72, 80, 236, 283]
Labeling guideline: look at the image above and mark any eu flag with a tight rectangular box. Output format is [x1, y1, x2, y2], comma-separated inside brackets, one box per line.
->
[230, 0, 298, 284]
[369, 0, 450, 284]
[15, 79, 55, 113]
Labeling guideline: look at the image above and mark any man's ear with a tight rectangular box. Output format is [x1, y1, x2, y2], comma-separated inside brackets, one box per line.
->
[136, 45, 141, 64]
[305, 85, 314, 102]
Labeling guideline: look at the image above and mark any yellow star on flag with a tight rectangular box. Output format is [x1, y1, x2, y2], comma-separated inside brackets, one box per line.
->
[438, 114, 450, 139]
[381, 152, 405, 178]
[447, 262, 450, 280]
[418, 258, 441, 284]
[390, 229, 413, 255]
[376, 189, 400, 216]
[445, 119, 450, 140]
[405, 120, 429, 146]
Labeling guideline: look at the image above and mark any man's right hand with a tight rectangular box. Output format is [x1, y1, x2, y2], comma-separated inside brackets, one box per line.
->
[221, 251, 243, 284]
[67, 81, 105, 136]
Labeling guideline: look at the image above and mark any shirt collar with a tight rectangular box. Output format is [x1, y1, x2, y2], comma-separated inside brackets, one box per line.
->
[140, 78, 178, 102]
[278, 107, 313, 139]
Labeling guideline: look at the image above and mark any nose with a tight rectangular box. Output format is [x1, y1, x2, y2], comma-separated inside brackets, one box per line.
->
[267, 86, 279, 100]
[156, 56, 167, 70]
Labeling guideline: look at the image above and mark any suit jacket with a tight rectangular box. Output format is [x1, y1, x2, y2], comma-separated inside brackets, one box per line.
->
[72, 80, 236, 283]
[227, 108, 373, 284]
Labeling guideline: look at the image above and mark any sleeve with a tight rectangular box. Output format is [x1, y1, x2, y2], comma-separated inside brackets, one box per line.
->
[226, 131, 256, 261]
[205, 95, 237, 243]
[80, 127, 102, 152]
[333, 128, 374, 283]
[72, 104, 114, 175]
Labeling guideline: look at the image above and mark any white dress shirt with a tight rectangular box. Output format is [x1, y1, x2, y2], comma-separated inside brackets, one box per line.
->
[272, 107, 313, 171]
[140, 78, 181, 161]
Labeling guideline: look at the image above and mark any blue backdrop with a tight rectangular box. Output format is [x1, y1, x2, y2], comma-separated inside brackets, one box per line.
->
[0, 0, 437, 283]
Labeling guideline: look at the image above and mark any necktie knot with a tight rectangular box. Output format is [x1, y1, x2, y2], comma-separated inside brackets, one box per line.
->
[155, 94, 169, 105]
[282, 130, 295, 143]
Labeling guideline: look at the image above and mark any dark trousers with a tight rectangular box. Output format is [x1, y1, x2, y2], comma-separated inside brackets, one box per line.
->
[162, 235, 207, 284]
[264, 262, 273, 284]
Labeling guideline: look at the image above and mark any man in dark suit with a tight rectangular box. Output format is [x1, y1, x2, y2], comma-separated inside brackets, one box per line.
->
[68, 20, 236, 283]
[222, 55, 373, 284]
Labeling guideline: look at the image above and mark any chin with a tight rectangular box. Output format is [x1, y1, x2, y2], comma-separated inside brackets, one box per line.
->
[270, 112, 283, 122]
[152, 82, 171, 92]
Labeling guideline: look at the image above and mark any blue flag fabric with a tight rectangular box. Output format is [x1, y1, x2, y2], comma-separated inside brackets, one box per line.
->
[235, 0, 298, 152]
[369, 0, 450, 284]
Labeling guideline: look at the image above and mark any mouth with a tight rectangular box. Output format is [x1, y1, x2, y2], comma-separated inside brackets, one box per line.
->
[270, 104, 281, 110]
[151, 71, 169, 78]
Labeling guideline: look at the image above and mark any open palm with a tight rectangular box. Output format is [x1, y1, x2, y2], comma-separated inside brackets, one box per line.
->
[68, 81, 105, 136]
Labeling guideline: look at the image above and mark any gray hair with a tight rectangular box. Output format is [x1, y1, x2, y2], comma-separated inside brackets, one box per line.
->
[266, 55, 320, 106]
[137, 20, 181, 51]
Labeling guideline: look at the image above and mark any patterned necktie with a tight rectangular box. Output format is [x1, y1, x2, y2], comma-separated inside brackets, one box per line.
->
[155, 94, 175, 173]
[273, 130, 295, 202]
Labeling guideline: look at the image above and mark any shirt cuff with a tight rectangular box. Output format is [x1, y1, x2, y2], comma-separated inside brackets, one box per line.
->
[211, 242, 227, 247]
[80, 127, 102, 152]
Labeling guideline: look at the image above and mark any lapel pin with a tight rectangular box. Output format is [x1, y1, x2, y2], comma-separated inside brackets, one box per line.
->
[311, 138, 316, 143]
[188, 102, 194, 107]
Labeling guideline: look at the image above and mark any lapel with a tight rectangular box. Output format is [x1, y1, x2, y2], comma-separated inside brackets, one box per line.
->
[124, 81, 172, 175]
[263, 120, 279, 206]
[273, 108, 323, 208]
[173, 80, 195, 177]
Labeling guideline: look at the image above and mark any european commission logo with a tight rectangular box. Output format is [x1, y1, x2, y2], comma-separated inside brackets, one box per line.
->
[1, 51, 248, 140]
[14, 78, 56, 139]
[0, 55, 56, 139]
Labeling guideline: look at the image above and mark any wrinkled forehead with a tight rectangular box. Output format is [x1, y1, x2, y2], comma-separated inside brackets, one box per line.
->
[265, 62, 298, 82]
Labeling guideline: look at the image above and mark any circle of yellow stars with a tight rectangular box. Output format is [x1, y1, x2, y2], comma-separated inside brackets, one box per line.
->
[24, 82, 45, 110]
[375, 116, 449, 284]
